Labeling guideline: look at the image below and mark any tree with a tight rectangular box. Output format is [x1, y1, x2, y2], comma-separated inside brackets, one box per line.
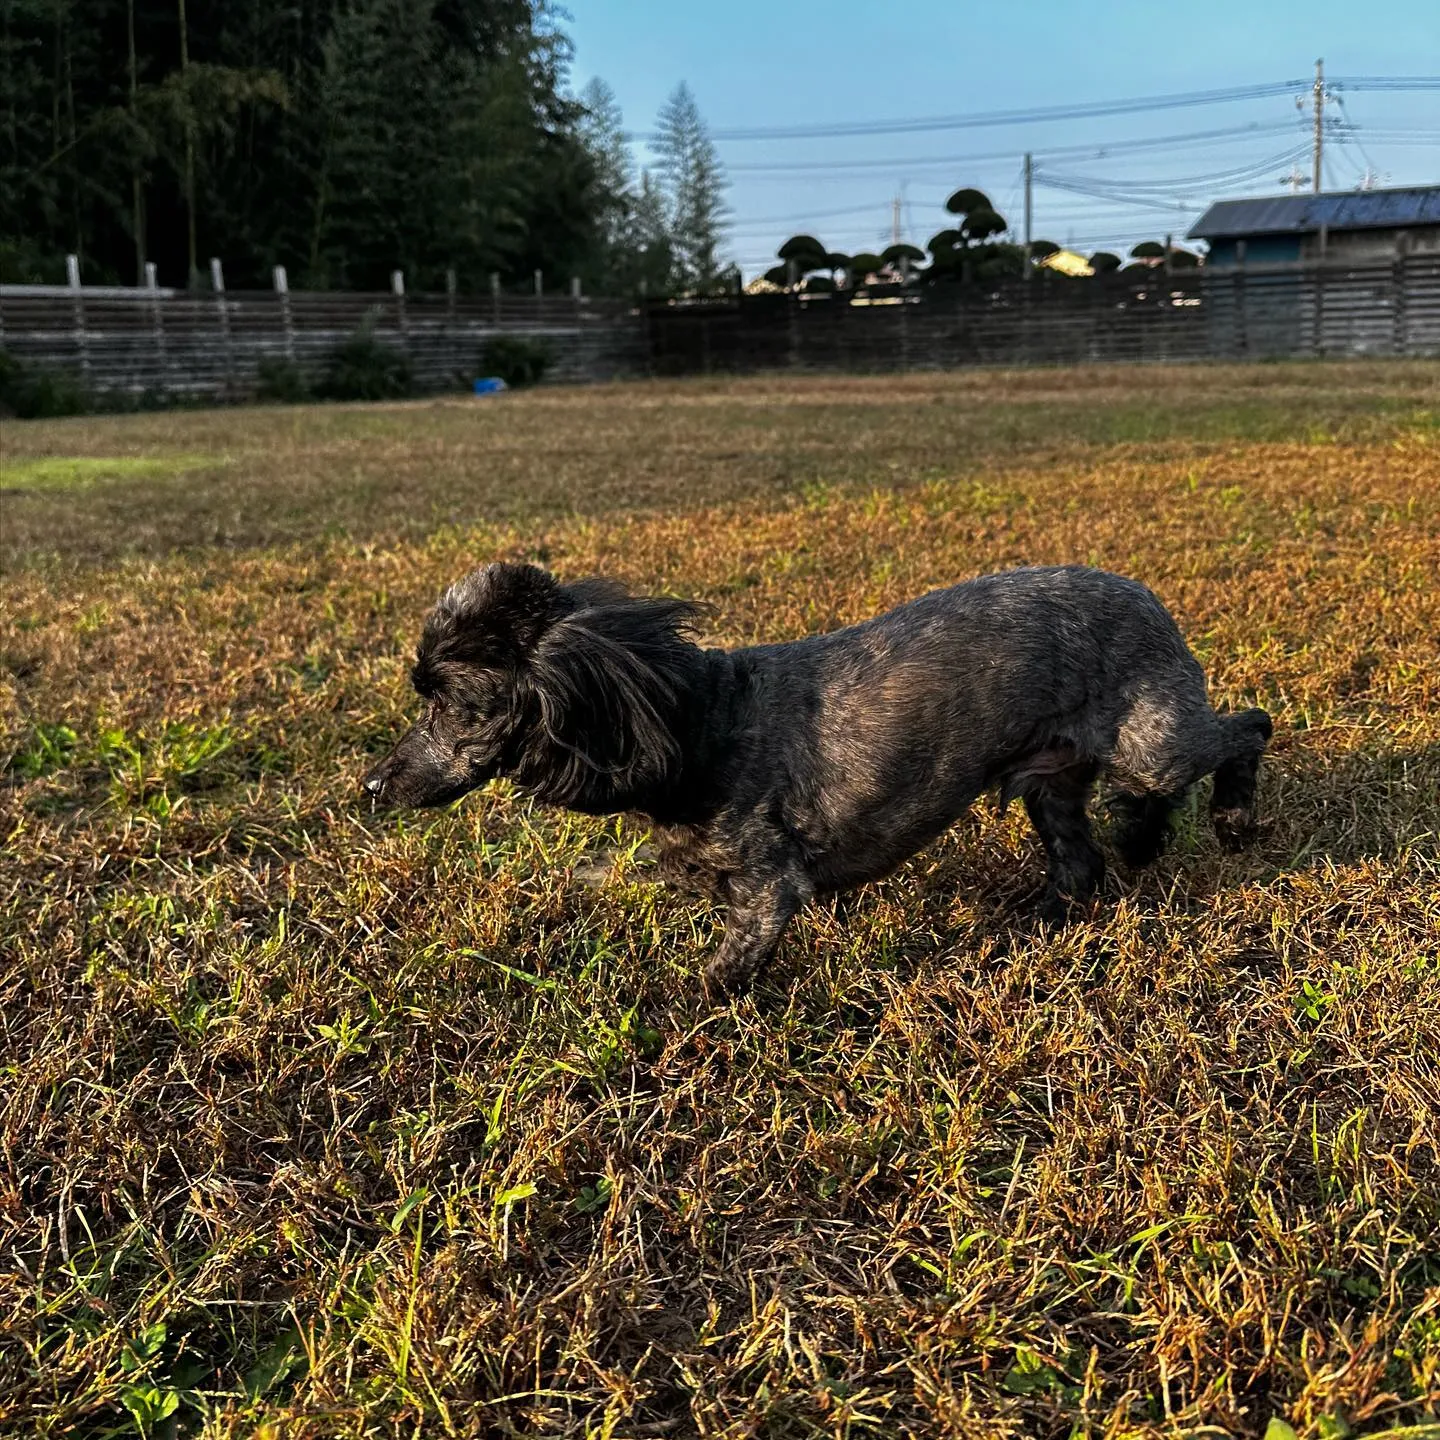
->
[652, 81, 729, 293]
[577, 77, 633, 286]
[881, 242, 925, 275]
[774, 233, 826, 286]
[0, 0, 631, 290]
[777, 234, 825, 263]
[925, 197, 1020, 286]
[1089, 251, 1122, 274]
[847, 252, 883, 283]
[616, 169, 675, 295]
[945, 186, 991, 216]
[960, 209, 1007, 244]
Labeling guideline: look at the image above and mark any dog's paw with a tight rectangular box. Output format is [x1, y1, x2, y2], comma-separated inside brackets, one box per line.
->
[1034, 888, 1075, 932]
[1212, 808, 1268, 851]
[702, 955, 749, 1004]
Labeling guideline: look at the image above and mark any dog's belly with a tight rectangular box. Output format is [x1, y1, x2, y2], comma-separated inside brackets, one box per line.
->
[805, 773, 986, 891]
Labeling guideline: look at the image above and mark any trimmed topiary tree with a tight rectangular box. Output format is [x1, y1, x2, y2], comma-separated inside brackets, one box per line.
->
[960, 209, 1007, 244]
[881, 242, 926, 270]
[944, 187, 992, 216]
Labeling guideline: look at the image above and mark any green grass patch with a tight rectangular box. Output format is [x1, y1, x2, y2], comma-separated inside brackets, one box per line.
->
[0, 453, 218, 489]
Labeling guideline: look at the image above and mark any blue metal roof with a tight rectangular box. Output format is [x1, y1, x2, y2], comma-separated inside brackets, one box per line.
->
[1187, 186, 1440, 240]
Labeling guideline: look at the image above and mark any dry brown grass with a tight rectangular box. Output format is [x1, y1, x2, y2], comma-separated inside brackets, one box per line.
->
[2, 361, 1439, 1439]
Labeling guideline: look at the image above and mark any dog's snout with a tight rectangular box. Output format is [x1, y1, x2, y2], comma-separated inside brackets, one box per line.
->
[362, 756, 395, 800]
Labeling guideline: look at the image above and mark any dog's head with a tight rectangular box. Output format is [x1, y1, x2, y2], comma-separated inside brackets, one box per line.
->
[363, 562, 707, 812]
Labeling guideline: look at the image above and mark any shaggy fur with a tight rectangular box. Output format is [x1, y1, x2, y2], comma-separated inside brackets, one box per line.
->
[364, 562, 1273, 996]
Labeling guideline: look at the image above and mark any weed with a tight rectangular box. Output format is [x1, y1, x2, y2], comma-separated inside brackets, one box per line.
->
[479, 334, 552, 388]
[318, 321, 412, 401]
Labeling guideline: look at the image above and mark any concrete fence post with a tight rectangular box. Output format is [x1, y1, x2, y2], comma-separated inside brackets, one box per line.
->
[66, 254, 91, 389]
[273, 264, 296, 363]
[391, 269, 409, 362]
[209, 257, 233, 399]
[445, 268, 458, 375]
[145, 258, 172, 395]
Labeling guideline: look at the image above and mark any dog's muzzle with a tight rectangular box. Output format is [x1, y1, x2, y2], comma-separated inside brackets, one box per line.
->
[362, 755, 398, 804]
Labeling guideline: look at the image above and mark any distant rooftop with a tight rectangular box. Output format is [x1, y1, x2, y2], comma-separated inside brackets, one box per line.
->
[1187, 186, 1440, 241]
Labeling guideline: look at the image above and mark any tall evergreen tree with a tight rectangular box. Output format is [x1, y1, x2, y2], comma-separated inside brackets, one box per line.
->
[579, 77, 632, 232]
[651, 81, 728, 293]
[620, 169, 675, 295]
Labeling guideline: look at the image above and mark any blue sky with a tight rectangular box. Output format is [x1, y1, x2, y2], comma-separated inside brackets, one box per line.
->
[567, 0, 1440, 275]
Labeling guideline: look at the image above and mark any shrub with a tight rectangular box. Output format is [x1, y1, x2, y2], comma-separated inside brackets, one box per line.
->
[479, 335, 552, 389]
[318, 323, 412, 401]
[256, 356, 311, 403]
[0, 349, 89, 419]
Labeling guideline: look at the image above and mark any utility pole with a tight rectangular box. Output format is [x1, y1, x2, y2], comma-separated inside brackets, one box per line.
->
[1023, 152, 1033, 280]
[1312, 58, 1325, 195]
[892, 195, 902, 246]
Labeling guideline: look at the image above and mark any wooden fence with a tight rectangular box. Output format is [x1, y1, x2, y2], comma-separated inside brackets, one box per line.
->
[0, 285, 649, 399]
[3, 254, 1438, 402]
[647, 254, 1440, 375]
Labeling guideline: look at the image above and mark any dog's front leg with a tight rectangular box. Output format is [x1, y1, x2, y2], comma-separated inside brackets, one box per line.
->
[702, 872, 809, 1000]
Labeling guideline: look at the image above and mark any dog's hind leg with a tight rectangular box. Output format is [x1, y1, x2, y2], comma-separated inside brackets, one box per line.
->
[1108, 788, 1184, 868]
[1023, 763, 1105, 924]
[1113, 700, 1273, 856]
[1209, 708, 1272, 849]
[703, 870, 810, 1000]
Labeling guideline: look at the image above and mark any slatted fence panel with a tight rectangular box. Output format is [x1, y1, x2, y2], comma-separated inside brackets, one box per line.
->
[4, 256, 1437, 402]
[0, 287, 649, 399]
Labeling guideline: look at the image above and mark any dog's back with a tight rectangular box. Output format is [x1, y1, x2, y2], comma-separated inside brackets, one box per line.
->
[713, 566, 1252, 893]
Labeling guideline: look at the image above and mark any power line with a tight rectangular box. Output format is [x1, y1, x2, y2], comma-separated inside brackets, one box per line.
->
[635, 80, 1308, 143]
[1331, 75, 1440, 90]
[632, 76, 1440, 144]
[1037, 145, 1314, 196]
[723, 121, 1304, 175]
[1033, 174, 1215, 213]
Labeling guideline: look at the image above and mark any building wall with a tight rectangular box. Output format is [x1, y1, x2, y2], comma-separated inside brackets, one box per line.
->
[1300, 227, 1440, 262]
[1203, 235, 1302, 269]
[1205, 226, 1440, 268]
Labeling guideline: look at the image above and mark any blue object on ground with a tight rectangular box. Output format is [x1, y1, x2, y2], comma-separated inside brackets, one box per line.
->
[472, 377, 508, 395]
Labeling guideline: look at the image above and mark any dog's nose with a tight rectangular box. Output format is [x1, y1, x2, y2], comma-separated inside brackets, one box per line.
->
[362, 759, 392, 799]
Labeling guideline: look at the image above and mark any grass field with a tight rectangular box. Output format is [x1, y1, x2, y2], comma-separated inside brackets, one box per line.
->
[2, 361, 1439, 1439]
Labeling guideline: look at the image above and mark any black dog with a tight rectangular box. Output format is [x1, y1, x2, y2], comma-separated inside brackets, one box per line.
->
[364, 562, 1272, 996]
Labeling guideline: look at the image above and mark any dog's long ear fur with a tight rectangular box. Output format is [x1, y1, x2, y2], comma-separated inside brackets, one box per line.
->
[519, 582, 711, 808]
[413, 562, 567, 696]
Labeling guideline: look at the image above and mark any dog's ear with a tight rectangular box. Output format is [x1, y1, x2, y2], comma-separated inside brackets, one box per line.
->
[519, 586, 711, 806]
[414, 562, 567, 694]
